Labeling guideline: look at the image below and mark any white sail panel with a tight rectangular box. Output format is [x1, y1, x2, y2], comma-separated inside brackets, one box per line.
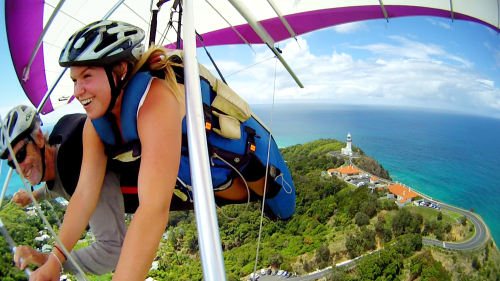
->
[6, 0, 500, 113]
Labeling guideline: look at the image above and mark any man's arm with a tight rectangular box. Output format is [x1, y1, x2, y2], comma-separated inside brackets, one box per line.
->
[62, 170, 127, 275]
[11, 188, 41, 207]
[14, 171, 126, 275]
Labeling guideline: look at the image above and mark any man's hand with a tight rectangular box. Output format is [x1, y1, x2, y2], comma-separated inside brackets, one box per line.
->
[14, 245, 49, 270]
[11, 189, 35, 207]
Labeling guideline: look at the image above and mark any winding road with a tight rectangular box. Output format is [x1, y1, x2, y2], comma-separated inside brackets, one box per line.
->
[254, 199, 490, 281]
[421, 201, 488, 250]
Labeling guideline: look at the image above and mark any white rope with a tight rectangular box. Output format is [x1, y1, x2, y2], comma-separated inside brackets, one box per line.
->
[252, 55, 279, 276]
[211, 153, 250, 220]
[275, 174, 293, 194]
[0, 114, 89, 281]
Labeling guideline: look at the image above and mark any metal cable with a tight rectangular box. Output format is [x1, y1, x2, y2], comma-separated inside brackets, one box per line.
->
[226, 56, 275, 78]
[211, 153, 250, 220]
[252, 55, 278, 277]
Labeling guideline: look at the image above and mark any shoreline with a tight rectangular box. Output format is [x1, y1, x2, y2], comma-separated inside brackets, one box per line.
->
[345, 162, 492, 250]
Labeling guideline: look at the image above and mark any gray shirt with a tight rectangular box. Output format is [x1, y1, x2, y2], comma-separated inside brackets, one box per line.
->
[36, 146, 127, 275]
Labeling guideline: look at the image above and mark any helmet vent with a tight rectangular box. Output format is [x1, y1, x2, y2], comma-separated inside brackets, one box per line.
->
[124, 30, 137, 37]
[95, 33, 118, 53]
[8, 112, 18, 135]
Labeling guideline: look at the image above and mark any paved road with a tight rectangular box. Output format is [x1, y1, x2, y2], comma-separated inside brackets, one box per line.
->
[249, 205, 488, 281]
[248, 168, 490, 281]
[421, 201, 488, 250]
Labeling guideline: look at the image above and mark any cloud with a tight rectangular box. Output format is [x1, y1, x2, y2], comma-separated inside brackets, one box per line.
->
[495, 50, 500, 67]
[331, 22, 366, 34]
[349, 36, 473, 68]
[483, 42, 500, 67]
[476, 79, 494, 87]
[426, 18, 453, 29]
[485, 26, 497, 36]
[215, 37, 500, 117]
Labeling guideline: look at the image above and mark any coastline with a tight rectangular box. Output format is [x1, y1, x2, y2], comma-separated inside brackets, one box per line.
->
[344, 162, 492, 251]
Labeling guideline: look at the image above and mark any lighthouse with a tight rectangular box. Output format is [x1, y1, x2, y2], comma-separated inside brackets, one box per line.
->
[341, 133, 353, 156]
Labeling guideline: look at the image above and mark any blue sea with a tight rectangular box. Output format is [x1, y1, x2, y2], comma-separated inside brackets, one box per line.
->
[1, 104, 499, 245]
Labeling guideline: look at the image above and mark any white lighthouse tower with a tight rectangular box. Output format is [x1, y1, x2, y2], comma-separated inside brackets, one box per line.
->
[341, 133, 353, 156]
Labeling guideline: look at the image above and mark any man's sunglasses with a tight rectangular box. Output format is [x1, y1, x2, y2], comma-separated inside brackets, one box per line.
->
[7, 139, 31, 169]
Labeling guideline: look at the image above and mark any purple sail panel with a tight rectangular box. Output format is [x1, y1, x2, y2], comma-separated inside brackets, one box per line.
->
[168, 5, 499, 49]
[6, 0, 53, 114]
[386, 5, 500, 32]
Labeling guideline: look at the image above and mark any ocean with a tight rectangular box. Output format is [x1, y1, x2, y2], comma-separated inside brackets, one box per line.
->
[1, 104, 499, 245]
[251, 104, 500, 246]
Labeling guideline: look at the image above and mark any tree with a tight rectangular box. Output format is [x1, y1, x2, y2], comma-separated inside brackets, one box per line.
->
[472, 256, 481, 270]
[383, 227, 393, 243]
[327, 266, 347, 281]
[437, 212, 443, 221]
[355, 212, 370, 227]
[303, 261, 312, 273]
[357, 255, 382, 280]
[460, 216, 467, 226]
[269, 253, 283, 268]
[315, 244, 331, 269]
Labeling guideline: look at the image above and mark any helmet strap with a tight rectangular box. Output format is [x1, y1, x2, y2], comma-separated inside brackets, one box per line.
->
[104, 66, 122, 112]
[30, 136, 46, 186]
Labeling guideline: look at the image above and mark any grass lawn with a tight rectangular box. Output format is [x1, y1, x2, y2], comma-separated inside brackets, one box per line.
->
[442, 209, 463, 221]
[406, 206, 457, 225]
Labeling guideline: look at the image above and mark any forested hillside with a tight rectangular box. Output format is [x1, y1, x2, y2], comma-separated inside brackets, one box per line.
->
[0, 139, 499, 281]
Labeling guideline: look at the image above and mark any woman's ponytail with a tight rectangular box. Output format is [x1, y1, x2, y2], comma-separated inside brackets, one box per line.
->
[129, 46, 184, 104]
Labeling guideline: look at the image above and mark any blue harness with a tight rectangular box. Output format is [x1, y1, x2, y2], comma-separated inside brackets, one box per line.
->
[92, 71, 295, 220]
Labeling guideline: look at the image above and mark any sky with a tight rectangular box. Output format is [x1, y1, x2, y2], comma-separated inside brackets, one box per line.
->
[1, 1, 500, 126]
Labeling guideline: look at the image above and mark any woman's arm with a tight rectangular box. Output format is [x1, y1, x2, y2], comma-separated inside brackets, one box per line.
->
[29, 118, 107, 280]
[112, 79, 184, 280]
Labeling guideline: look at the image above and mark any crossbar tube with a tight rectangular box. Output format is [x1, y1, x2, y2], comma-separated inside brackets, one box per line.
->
[228, 0, 304, 88]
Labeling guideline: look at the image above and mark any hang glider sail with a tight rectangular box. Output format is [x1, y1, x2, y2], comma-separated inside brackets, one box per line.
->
[6, 0, 500, 115]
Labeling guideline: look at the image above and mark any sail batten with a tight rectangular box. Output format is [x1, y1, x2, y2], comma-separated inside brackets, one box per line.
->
[6, 0, 500, 114]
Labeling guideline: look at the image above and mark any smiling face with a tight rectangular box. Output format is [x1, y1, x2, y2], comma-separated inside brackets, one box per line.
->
[7, 139, 44, 185]
[71, 66, 113, 119]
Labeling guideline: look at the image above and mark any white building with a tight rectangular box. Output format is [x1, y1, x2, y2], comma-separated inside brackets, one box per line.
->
[341, 133, 353, 156]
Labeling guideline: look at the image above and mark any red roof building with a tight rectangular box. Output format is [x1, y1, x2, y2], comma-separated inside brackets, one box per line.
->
[387, 183, 418, 207]
[335, 165, 361, 176]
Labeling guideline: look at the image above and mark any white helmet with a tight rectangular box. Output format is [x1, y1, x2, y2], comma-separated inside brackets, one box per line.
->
[0, 105, 41, 159]
[59, 20, 145, 67]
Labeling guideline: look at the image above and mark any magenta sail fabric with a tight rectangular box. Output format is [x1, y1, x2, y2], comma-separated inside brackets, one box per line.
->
[168, 5, 500, 49]
[5, 2, 499, 114]
[6, 0, 53, 114]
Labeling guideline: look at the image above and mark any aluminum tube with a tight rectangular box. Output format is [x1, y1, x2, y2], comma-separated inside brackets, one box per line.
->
[268, 46, 303, 88]
[228, 0, 275, 45]
[183, 0, 227, 280]
[0, 168, 13, 209]
[0, 217, 33, 277]
[102, 0, 125, 20]
[267, 0, 297, 38]
[22, 0, 66, 82]
[228, 0, 303, 88]
[37, 68, 67, 113]
[378, 0, 389, 22]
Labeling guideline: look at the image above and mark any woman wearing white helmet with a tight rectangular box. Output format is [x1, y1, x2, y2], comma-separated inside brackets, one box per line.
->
[30, 19, 293, 281]
[30, 20, 170, 281]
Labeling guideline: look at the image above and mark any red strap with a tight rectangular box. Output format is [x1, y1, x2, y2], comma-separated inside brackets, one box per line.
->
[121, 187, 138, 194]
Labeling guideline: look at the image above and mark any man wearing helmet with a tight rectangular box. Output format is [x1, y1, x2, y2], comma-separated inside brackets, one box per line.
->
[1, 105, 126, 275]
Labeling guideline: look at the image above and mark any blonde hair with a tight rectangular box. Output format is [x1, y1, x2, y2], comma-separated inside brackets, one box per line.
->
[126, 46, 184, 105]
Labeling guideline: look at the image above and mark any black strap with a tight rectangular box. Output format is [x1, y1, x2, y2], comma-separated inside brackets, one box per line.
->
[104, 66, 122, 112]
